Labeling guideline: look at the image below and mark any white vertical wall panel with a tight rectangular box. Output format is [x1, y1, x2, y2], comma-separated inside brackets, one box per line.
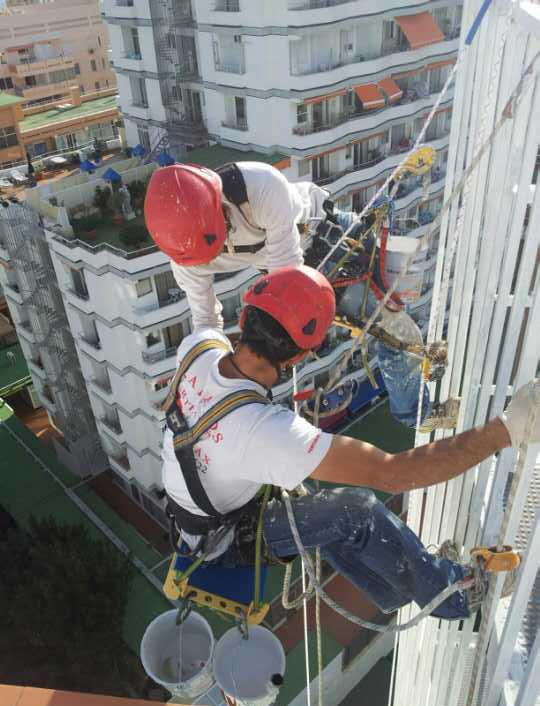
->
[392, 2, 540, 706]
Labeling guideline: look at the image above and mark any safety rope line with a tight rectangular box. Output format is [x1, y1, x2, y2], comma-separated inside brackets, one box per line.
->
[308, 49, 539, 429]
[281, 491, 477, 633]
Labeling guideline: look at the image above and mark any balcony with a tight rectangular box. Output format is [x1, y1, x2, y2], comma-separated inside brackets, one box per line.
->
[289, 0, 356, 8]
[221, 119, 248, 131]
[100, 416, 123, 437]
[176, 60, 200, 80]
[79, 334, 101, 351]
[91, 377, 113, 395]
[289, 36, 460, 92]
[8, 56, 75, 78]
[142, 346, 177, 364]
[66, 287, 89, 302]
[110, 453, 131, 473]
[213, 0, 240, 9]
[215, 60, 246, 75]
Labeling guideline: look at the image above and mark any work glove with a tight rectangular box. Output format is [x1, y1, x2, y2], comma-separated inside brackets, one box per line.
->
[500, 379, 540, 447]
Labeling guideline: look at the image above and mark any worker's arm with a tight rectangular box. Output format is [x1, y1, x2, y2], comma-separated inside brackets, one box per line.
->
[170, 262, 223, 331]
[311, 418, 511, 494]
[245, 164, 304, 270]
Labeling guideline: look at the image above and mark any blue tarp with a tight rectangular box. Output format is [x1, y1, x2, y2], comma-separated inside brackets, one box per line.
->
[102, 167, 121, 183]
[132, 144, 146, 157]
[156, 151, 175, 167]
[80, 159, 96, 172]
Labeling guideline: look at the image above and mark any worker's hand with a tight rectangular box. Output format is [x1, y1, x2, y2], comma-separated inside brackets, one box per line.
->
[500, 379, 540, 447]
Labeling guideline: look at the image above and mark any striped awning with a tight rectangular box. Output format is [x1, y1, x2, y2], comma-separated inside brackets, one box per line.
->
[353, 83, 385, 110]
[378, 78, 404, 103]
[304, 89, 347, 105]
[395, 12, 445, 49]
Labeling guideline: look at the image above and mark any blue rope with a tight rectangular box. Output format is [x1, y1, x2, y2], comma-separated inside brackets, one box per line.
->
[465, 0, 493, 46]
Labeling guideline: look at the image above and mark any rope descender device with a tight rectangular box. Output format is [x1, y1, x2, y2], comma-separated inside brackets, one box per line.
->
[470, 545, 521, 573]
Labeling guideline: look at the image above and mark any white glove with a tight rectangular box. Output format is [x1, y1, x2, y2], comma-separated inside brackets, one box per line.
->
[501, 379, 540, 447]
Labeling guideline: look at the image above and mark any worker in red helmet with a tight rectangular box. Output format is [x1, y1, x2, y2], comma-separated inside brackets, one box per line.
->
[145, 161, 330, 330]
[162, 265, 538, 620]
[145, 161, 453, 433]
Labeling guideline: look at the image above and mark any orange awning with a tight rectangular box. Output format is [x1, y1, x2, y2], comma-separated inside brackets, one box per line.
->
[304, 89, 347, 105]
[426, 58, 456, 70]
[354, 83, 385, 110]
[395, 12, 445, 50]
[378, 78, 403, 104]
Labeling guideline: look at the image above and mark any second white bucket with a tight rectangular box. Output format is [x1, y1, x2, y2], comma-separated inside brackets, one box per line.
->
[213, 625, 285, 706]
[140, 609, 215, 701]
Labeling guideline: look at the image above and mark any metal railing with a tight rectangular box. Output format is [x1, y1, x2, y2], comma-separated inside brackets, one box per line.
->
[213, 0, 240, 10]
[288, 0, 356, 9]
[215, 61, 245, 74]
[53, 233, 159, 261]
[142, 345, 178, 364]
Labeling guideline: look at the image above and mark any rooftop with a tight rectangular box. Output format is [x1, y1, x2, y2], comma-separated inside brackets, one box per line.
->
[18, 94, 118, 134]
[0, 343, 30, 397]
[0, 91, 24, 108]
[185, 143, 289, 170]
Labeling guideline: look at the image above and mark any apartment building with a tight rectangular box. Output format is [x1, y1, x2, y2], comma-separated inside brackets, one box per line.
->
[0, 0, 116, 107]
[103, 0, 460, 327]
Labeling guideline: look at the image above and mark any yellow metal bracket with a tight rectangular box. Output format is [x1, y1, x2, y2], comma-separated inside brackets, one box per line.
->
[470, 545, 521, 573]
[163, 556, 270, 625]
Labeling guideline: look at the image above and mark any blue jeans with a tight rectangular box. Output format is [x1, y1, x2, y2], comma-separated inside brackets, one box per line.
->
[262, 487, 470, 620]
[334, 210, 430, 428]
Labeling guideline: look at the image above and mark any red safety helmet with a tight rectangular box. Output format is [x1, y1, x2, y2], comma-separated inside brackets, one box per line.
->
[144, 164, 226, 266]
[240, 266, 336, 351]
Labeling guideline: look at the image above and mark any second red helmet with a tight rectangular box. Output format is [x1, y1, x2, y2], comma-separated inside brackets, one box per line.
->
[241, 266, 336, 350]
[144, 164, 227, 266]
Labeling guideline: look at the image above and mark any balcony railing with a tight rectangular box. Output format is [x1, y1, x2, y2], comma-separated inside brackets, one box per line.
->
[215, 61, 245, 74]
[122, 51, 142, 61]
[116, 0, 134, 5]
[289, 0, 356, 9]
[221, 119, 248, 131]
[313, 151, 386, 186]
[292, 34, 458, 76]
[131, 101, 149, 109]
[142, 346, 178, 364]
[213, 0, 240, 10]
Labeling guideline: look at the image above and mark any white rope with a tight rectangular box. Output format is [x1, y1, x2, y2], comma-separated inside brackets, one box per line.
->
[281, 491, 477, 633]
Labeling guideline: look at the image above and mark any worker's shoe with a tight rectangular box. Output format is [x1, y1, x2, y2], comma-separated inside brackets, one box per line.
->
[419, 397, 460, 433]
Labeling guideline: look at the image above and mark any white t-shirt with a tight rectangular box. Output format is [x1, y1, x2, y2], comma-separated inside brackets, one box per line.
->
[161, 329, 332, 556]
[171, 161, 330, 330]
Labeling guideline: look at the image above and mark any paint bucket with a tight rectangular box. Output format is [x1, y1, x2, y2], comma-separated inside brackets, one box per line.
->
[213, 626, 285, 706]
[140, 609, 215, 700]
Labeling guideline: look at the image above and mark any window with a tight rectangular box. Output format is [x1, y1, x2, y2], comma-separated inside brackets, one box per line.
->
[91, 59, 97, 72]
[106, 79, 109, 87]
[95, 81, 100, 90]
[74, 63, 80, 75]
[130, 27, 141, 59]
[297, 103, 308, 125]
[146, 330, 161, 347]
[98, 35, 102, 47]
[137, 127, 151, 152]
[234, 96, 246, 128]
[0, 77, 13, 90]
[25, 75, 37, 87]
[102, 57, 106, 70]
[0, 126, 19, 150]
[135, 277, 152, 297]
[80, 85, 85, 94]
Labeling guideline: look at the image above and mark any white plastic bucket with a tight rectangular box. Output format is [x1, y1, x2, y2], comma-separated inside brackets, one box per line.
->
[140, 609, 215, 699]
[213, 626, 285, 706]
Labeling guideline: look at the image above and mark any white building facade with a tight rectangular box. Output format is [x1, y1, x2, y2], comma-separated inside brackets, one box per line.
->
[103, 0, 461, 327]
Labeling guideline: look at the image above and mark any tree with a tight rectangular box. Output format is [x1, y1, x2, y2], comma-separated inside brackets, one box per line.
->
[93, 185, 112, 216]
[119, 223, 150, 248]
[0, 517, 139, 694]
